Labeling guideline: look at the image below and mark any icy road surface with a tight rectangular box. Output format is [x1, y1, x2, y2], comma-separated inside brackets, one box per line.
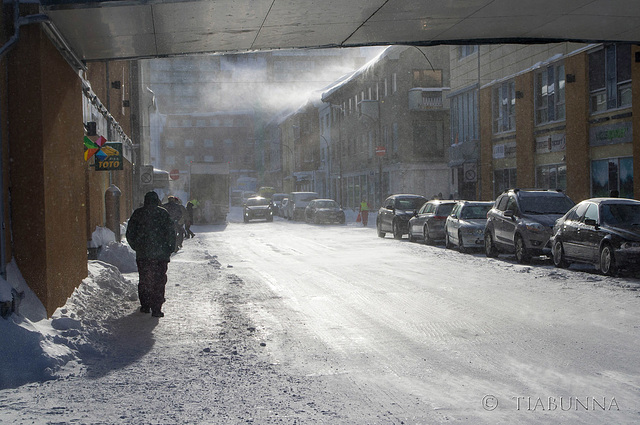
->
[3, 215, 640, 424]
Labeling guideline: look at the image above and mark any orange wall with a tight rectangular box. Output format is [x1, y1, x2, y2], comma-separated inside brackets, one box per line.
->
[8, 23, 87, 315]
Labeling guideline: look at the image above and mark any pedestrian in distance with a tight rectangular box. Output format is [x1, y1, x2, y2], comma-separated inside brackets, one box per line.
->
[185, 201, 196, 238]
[163, 196, 184, 252]
[359, 199, 370, 227]
[126, 191, 176, 318]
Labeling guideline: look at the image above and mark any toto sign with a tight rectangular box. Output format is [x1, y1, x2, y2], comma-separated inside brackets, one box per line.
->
[170, 169, 180, 180]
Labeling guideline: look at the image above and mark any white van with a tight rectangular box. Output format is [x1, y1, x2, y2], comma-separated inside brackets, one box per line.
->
[288, 192, 319, 221]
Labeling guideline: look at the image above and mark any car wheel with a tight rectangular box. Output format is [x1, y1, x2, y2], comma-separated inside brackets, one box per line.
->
[552, 240, 569, 268]
[600, 243, 618, 276]
[423, 224, 432, 245]
[392, 220, 403, 239]
[458, 231, 466, 253]
[444, 232, 452, 249]
[377, 221, 385, 238]
[514, 234, 531, 264]
[484, 231, 498, 258]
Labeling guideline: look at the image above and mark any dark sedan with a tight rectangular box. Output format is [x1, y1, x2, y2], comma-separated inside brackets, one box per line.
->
[408, 199, 457, 244]
[243, 196, 274, 222]
[551, 198, 640, 276]
[304, 199, 345, 224]
[377, 194, 428, 239]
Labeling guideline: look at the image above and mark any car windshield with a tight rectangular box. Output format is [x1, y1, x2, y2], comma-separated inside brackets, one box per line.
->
[460, 205, 492, 219]
[601, 203, 640, 226]
[519, 196, 574, 215]
[246, 198, 270, 206]
[316, 201, 339, 208]
[396, 198, 426, 210]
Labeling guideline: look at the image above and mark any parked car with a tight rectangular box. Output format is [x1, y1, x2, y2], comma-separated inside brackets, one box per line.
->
[444, 201, 494, 252]
[288, 191, 319, 221]
[377, 194, 428, 239]
[305, 199, 345, 224]
[408, 199, 457, 244]
[271, 193, 287, 216]
[550, 198, 640, 276]
[484, 189, 575, 263]
[243, 196, 274, 223]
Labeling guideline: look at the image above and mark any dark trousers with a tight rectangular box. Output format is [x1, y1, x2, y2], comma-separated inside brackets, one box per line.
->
[136, 259, 168, 313]
[185, 221, 195, 238]
[361, 210, 369, 226]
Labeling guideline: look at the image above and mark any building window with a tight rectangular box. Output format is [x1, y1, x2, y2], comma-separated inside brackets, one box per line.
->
[165, 140, 175, 148]
[384, 78, 388, 97]
[184, 139, 195, 147]
[591, 157, 633, 198]
[204, 139, 214, 148]
[204, 155, 214, 162]
[185, 156, 194, 165]
[412, 70, 442, 87]
[459, 45, 478, 59]
[536, 164, 567, 190]
[494, 168, 517, 197]
[165, 155, 175, 166]
[535, 63, 566, 125]
[392, 73, 397, 93]
[589, 44, 631, 113]
[492, 81, 516, 133]
[451, 89, 478, 144]
[414, 120, 444, 158]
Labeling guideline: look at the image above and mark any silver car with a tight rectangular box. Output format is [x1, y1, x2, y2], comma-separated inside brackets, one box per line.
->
[445, 201, 493, 253]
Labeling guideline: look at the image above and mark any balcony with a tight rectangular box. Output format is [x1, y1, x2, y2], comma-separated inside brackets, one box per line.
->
[408, 88, 449, 111]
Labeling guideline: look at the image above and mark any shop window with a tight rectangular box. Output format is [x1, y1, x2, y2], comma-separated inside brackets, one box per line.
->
[493, 168, 517, 197]
[492, 81, 516, 133]
[589, 44, 631, 113]
[535, 63, 566, 125]
[591, 157, 633, 198]
[536, 164, 567, 190]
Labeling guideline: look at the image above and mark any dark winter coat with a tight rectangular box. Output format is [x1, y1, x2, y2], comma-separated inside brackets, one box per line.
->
[126, 204, 176, 261]
[163, 201, 183, 224]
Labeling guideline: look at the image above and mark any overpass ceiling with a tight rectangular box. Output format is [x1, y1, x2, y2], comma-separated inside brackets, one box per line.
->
[40, 0, 640, 62]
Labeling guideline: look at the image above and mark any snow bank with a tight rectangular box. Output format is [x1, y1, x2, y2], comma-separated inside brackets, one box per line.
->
[88, 226, 116, 248]
[98, 241, 138, 273]
[0, 260, 138, 390]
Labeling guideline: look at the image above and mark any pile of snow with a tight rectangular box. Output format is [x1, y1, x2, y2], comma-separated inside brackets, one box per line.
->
[0, 255, 138, 390]
[88, 226, 116, 248]
[98, 241, 138, 273]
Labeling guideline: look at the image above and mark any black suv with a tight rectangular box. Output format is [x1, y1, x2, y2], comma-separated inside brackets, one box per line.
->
[377, 194, 427, 239]
[484, 189, 574, 263]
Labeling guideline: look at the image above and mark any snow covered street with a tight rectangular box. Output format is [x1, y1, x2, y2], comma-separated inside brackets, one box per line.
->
[1, 211, 640, 424]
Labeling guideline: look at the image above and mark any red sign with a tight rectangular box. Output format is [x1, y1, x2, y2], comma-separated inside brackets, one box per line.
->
[375, 146, 386, 156]
[170, 169, 180, 180]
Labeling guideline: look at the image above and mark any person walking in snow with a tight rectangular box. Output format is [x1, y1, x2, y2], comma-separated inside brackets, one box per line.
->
[126, 191, 176, 318]
[184, 201, 196, 238]
[163, 196, 184, 252]
[359, 199, 370, 227]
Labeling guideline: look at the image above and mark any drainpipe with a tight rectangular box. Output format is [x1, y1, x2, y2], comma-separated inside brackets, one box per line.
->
[0, 1, 49, 279]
